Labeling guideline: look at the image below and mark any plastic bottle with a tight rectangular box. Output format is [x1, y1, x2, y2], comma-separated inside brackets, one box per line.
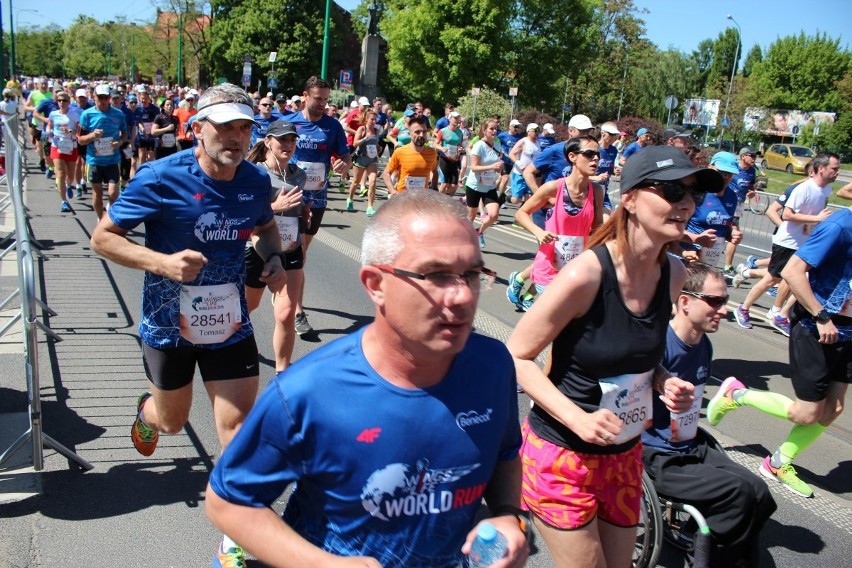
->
[468, 521, 508, 567]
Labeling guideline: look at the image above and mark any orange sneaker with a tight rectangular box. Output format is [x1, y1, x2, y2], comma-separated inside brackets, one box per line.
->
[131, 392, 158, 456]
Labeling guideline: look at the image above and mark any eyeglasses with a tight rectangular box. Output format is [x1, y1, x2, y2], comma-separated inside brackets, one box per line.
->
[681, 290, 729, 309]
[639, 180, 706, 205]
[575, 149, 600, 160]
[128, 101, 138, 105]
[375, 265, 496, 291]
[259, 103, 272, 107]
[57, 99, 70, 103]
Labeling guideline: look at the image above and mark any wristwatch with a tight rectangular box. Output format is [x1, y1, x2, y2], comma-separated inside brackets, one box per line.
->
[815, 308, 832, 324]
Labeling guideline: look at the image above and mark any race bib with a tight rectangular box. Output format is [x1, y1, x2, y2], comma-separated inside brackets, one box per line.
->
[405, 176, 426, 191]
[298, 161, 326, 191]
[553, 235, 584, 270]
[161, 133, 176, 148]
[56, 137, 75, 155]
[669, 383, 704, 443]
[699, 238, 726, 268]
[445, 145, 459, 160]
[599, 371, 653, 444]
[275, 216, 299, 246]
[479, 169, 499, 187]
[179, 283, 241, 345]
[365, 144, 377, 159]
[94, 137, 114, 157]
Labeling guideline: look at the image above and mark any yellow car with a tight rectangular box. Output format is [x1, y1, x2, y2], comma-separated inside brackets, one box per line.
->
[760, 143, 814, 174]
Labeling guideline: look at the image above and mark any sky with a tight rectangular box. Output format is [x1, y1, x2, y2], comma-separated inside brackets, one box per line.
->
[2, 0, 850, 56]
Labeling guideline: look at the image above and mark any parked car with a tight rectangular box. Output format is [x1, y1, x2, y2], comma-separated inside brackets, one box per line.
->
[761, 143, 814, 174]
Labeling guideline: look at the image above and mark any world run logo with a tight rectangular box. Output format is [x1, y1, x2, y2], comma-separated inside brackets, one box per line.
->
[193, 212, 252, 243]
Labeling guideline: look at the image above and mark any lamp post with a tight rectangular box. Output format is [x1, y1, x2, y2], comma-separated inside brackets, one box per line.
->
[10, 5, 41, 78]
[719, 14, 741, 148]
[321, 0, 331, 80]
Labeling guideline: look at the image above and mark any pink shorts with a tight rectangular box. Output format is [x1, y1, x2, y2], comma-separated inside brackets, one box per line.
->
[520, 418, 643, 529]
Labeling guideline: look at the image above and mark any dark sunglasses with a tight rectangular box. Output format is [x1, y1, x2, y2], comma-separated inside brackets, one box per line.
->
[57, 98, 70, 103]
[259, 103, 273, 107]
[681, 290, 729, 309]
[575, 149, 600, 160]
[639, 180, 706, 205]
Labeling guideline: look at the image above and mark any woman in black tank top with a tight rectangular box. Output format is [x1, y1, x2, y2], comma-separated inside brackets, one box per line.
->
[507, 147, 723, 568]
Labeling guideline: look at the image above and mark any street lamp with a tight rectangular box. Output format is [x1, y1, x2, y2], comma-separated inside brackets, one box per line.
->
[719, 14, 741, 148]
[10, 5, 41, 78]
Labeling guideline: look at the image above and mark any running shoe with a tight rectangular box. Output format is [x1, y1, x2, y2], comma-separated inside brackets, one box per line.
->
[76, 187, 83, 199]
[346, 198, 355, 212]
[732, 264, 747, 288]
[359, 186, 368, 198]
[518, 296, 535, 312]
[38, 160, 46, 172]
[759, 456, 813, 498]
[745, 255, 758, 270]
[766, 286, 778, 298]
[45, 168, 54, 179]
[769, 314, 791, 337]
[723, 267, 736, 280]
[734, 305, 752, 329]
[365, 206, 376, 217]
[294, 312, 313, 336]
[706, 376, 744, 426]
[60, 201, 71, 213]
[506, 271, 524, 305]
[213, 542, 246, 568]
[66, 186, 74, 200]
[479, 233, 486, 249]
[131, 392, 158, 456]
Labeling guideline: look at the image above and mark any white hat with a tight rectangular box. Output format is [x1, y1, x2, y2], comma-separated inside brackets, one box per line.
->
[448, 111, 461, 119]
[135, 84, 148, 93]
[185, 92, 196, 100]
[568, 114, 593, 130]
[358, 96, 370, 106]
[526, 123, 540, 132]
[290, 95, 301, 103]
[542, 123, 555, 134]
[94, 84, 111, 97]
[196, 101, 258, 125]
[75, 88, 88, 98]
[189, 88, 200, 97]
[509, 119, 521, 126]
[350, 100, 358, 108]
[600, 123, 620, 135]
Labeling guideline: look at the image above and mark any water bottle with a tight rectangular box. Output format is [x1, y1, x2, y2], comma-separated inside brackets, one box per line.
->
[468, 521, 508, 567]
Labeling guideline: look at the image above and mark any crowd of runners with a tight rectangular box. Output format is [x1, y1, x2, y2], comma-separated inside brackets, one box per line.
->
[3, 73, 851, 568]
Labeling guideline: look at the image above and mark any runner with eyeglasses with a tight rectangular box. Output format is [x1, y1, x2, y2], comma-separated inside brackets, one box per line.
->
[512, 136, 605, 311]
[508, 146, 722, 568]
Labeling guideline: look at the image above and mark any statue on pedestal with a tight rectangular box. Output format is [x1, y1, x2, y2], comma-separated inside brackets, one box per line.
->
[367, 2, 380, 37]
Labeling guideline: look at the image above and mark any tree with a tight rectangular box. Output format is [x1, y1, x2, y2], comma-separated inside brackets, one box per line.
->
[455, 88, 511, 131]
[63, 16, 113, 78]
[742, 44, 761, 78]
[748, 32, 851, 111]
[380, 0, 513, 107]
[14, 25, 66, 78]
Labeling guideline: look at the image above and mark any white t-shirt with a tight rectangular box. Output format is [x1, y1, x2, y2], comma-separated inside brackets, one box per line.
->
[772, 178, 831, 249]
[512, 137, 541, 174]
[0, 99, 18, 122]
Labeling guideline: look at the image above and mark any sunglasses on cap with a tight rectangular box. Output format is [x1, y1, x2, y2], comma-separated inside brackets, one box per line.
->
[637, 180, 706, 205]
[680, 290, 729, 309]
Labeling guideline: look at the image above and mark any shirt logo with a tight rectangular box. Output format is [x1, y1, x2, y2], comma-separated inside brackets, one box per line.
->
[193, 212, 252, 243]
[455, 409, 493, 431]
[357, 427, 382, 443]
[237, 194, 254, 202]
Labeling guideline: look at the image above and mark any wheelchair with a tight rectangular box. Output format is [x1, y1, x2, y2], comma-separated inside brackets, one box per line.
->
[632, 427, 724, 568]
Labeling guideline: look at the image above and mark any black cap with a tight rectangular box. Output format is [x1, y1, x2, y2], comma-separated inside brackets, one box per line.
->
[662, 126, 692, 140]
[275, 93, 287, 102]
[620, 146, 724, 195]
[739, 146, 757, 156]
[266, 120, 297, 138]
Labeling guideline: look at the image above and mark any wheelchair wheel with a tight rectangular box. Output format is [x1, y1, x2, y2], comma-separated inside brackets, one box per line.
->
[633, 471, 663, 568]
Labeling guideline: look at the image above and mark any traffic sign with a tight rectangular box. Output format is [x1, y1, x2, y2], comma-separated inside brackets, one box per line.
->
[339, 70, 353, 91]
[471, 87, 480, 96]
[721, 117, 730, 127]
[664, 95, 678, 110]
[268, 52, 277, 63]
[267, 77, 278, 89]
[509, 87, 518, 97]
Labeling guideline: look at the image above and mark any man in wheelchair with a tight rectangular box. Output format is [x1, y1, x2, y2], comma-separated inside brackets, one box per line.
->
[643, 263, 777, 567]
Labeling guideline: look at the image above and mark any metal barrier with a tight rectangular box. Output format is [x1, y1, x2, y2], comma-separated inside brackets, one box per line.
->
[0, 115, 92, 471]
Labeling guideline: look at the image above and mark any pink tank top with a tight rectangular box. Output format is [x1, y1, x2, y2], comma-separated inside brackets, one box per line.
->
[530, 179, 596, 288]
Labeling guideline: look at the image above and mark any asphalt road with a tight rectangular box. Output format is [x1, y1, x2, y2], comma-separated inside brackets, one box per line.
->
[1, 150, 850, 567]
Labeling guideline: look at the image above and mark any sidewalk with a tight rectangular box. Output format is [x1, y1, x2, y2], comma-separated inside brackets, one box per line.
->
[0, 148, 223, 565]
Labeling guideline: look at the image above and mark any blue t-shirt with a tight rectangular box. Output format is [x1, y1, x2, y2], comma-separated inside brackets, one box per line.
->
[538, 135, 557, 151]
[497, 131, 523, 167]
[251, 112, 284, 147]
[376, 111, 389, 129]
[728, 164, 756, 203]
[682, 187, 740, 250]
[621, 141, 643, 162]
[36, 98, 59, 122]
[79, 106, 128, 165]
[209, 328, 521, 568]
[134, 103, 160, 141]
[795, 207, 852, 341]
[434, 116, 449, 131]
[642, 325, 712, 454]
[107, 150, 274, 349]
[532, 142, 571, 184]
[282, 111, 350, 209]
